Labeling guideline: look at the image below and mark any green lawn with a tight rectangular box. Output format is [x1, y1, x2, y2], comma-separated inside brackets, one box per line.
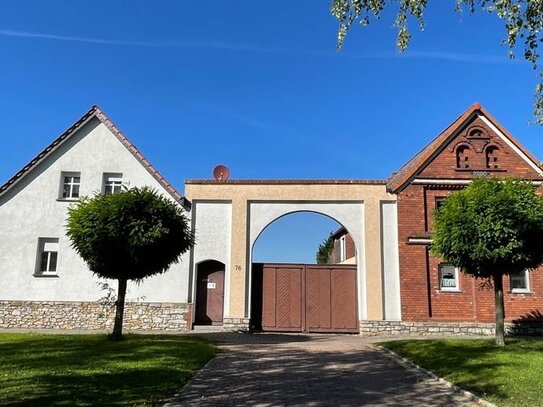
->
[0, 333, 217, 406]
[381, 338, 543, 407]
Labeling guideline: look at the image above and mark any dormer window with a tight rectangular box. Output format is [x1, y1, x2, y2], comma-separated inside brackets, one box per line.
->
[456, 146, 471, 169]
[486, 146, 500, 169]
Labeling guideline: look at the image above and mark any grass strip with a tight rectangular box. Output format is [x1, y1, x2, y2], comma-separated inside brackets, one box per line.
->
[381, 338, 543, 407]
[0, 333, 217, 406]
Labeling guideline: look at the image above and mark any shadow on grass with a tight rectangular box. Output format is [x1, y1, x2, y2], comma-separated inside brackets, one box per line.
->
[0, 334, 216, 406]
[382, 337, 543, 405]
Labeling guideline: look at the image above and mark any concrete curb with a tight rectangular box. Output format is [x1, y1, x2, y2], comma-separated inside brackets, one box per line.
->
[374, 345, 497, 407]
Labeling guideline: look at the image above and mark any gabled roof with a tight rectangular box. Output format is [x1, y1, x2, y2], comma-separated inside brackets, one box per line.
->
[0, 105, 189, 208]
[387, 103, 543, 193]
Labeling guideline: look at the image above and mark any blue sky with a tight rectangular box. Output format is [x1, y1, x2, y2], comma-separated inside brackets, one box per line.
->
[1, 1, 541, 263]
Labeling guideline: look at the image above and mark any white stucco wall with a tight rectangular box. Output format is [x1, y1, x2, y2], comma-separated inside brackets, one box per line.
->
[0, 117, 190, 303]
[381, 201, 401, 320]
[248, 201, 367, 319]
[191, 201, 232, 315]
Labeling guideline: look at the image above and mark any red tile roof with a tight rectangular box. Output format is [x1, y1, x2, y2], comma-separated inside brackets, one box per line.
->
[386, 103, 542, 193]
[0, 105, 189, 208]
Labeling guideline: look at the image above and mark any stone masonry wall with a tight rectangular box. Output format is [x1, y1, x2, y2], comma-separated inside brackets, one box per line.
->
[360, 320, 543, 337]
[223, 317, 250, 331]
[0, 300, 192, 331]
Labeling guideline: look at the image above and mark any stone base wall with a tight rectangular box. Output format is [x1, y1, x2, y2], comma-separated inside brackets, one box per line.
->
[0, 300, 192, 331]
[223, 317, 250, 331]
[360, 320, 543, 337]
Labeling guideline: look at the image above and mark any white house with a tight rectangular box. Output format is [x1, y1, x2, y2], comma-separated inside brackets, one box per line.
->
[4, 104, 541, 336]
[0, 106, 193, 331]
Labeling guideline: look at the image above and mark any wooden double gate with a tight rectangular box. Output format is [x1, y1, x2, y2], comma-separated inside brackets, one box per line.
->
[251, 263, 359, 333]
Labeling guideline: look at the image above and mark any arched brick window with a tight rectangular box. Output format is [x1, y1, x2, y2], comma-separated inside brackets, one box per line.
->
[469, 129, 484, 138]
[456, 145, 471, 169]
[486, 146, 500, 169]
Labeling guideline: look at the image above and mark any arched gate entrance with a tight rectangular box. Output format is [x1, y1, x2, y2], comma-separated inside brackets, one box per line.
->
[185, 180, 401, 332]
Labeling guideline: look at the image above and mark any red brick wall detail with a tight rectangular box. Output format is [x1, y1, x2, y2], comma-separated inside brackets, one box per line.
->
[419, 116, 540, 180]
[398, 114, 543, 323]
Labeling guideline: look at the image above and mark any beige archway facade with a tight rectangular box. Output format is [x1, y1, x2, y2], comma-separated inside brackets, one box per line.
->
[185, 180, 401, 330]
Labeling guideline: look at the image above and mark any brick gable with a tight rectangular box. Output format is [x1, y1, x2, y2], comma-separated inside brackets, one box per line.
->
[419, 115, 541, 180]
[396, 105, 543, 324]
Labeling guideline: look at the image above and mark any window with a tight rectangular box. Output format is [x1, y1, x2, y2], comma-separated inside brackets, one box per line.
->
[339, 235, 346, 262]
[36, 238, 59, 275]
[103, 173, 123, 195]
[435, 197, 446, 211]
[439, 264, 459, 291]
[456, 146, 470, 169]
[61, 172, 80, 199]
[510, 270, 530, 293]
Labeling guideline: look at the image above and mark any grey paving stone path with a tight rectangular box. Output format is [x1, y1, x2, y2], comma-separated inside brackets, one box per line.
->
[165, 332, 478, 407]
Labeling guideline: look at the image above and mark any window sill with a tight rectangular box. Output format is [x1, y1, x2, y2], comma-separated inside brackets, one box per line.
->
[510, 290, 533, 295]
[56, 198, 78, 202]
[33, 273, 59, 278]
[439, 289, 462, 293]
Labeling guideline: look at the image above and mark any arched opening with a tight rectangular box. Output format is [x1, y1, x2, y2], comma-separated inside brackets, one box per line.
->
[486, 145, 500, 169]
[250, 211, 359, 333]
[456, 145, 471, 169]
[252, 211, 354, 264]
[194, 260, 225, 326]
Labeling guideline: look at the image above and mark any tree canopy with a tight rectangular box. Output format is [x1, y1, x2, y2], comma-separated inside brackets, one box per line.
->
[316, 232, 334, 264]
[330, 0, 543, 123]
[66, 186, 195, 339]
[431, 177, 543, 346]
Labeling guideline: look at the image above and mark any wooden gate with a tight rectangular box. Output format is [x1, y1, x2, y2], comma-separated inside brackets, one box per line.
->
[251, 263, 358, 333]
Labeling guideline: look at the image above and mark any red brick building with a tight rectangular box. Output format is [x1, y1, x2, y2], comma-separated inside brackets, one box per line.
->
[387, 103, 543, 326]
[330, 226, 356, 264]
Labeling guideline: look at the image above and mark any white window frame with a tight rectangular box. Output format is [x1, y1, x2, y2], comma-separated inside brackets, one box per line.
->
[339, 235, 346, 262]
[60, 171, 81, 200]
[439, 264, 460, 292]
[103, 173, 123, 195]
[510, 270, 530, 293]
[35, 238, 59, 276]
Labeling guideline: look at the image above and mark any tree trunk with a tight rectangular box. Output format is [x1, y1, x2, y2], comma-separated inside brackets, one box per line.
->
[493, 274, 505, 347]
[110, 278, 127, 341]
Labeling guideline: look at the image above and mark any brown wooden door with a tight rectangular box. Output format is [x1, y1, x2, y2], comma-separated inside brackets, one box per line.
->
[256, 264, 358, 333]
[195, 261, 225, 325]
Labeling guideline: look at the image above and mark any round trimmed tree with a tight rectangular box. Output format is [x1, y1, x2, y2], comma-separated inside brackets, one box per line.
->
[66, 187, 195, 340]
[431, 177, 543, 346]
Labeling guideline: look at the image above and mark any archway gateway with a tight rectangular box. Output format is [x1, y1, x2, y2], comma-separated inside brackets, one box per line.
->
[185, 180, 401, 332]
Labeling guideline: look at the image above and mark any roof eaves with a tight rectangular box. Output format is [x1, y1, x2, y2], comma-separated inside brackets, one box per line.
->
[477, 105, 542, 173]
[0, 106, 99, 197]
[386, 103, 482, 194]
[0, 106, 191, 209]
[91, 107, 190, 208]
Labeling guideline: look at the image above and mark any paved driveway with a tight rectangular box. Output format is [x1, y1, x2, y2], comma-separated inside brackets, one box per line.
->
[165, 333, 477, 407]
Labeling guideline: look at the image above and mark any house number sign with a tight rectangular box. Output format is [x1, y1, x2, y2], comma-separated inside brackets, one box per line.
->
[207, 282, 216, 289]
